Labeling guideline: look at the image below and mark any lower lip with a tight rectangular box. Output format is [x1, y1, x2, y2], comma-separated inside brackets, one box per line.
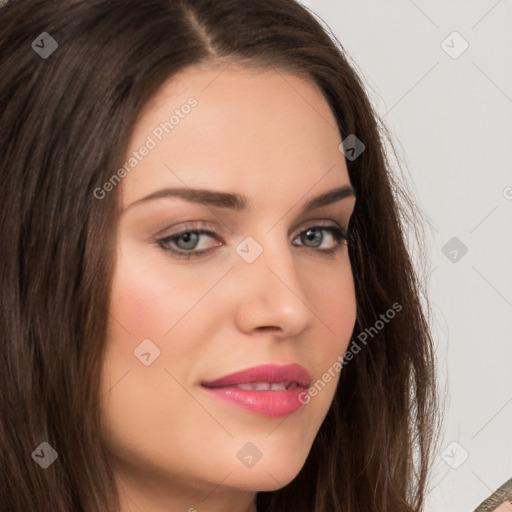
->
[201, 385, 307, 417]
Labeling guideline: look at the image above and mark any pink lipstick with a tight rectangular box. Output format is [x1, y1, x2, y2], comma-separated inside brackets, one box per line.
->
[201, 363, 310, 417]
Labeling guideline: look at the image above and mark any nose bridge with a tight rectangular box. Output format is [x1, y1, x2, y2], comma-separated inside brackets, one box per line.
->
[236, 231, 300, 293]
[233, 229, 314, 333]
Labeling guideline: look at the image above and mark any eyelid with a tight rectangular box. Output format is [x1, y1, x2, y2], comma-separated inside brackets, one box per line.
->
[155, 217, 352, 260]
[293, 218, 350, 237]
[154, 220, 216, 238]
[156, 218, 347, 240]
[295, 218, 342, 231]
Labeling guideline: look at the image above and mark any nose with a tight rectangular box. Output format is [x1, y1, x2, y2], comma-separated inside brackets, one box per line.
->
[231, 234, 317, 338]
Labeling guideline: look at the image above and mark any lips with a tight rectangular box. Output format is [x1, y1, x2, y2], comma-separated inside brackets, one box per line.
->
[201, 363, 310, 389]
[223, 381, 298, 391]
[200, 363, 311, 417]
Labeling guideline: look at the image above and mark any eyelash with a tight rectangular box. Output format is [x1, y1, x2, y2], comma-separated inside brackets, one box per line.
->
[155, 221, 353, 260]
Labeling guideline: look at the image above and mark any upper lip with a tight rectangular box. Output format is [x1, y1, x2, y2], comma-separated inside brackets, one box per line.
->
[201, 363, 310, 388]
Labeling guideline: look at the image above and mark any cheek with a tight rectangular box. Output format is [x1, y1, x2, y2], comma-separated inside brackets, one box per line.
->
[108, 246, 213, 341]
[303, 260, 356, 397]
[103, 244, 228, 390]
[323, 270, 356, 332]
[305, 257, 357, 343]
[109, 267, 169, 339]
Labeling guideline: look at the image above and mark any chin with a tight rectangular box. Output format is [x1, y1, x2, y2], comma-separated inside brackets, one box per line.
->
[227, 470, 302, 493]
[224, 447, 310, 491]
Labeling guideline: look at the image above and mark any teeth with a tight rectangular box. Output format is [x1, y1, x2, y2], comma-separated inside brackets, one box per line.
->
[232, 381, 292, 391]
[236, 383, 256, 390]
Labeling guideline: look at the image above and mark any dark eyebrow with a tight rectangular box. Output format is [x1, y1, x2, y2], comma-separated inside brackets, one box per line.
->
[124, 184, 355, 214]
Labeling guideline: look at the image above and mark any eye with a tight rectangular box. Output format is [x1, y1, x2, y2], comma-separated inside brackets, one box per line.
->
[157, 226, 221, 260]
[292, 224, 349, 256]
[166, 230, 210, 251]
[155, 221, 351, 260]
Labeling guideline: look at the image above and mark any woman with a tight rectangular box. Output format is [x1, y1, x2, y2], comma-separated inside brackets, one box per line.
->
[0, 0, 441, 511]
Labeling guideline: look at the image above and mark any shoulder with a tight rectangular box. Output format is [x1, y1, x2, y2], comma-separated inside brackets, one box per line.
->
[473, 477, 512, 512]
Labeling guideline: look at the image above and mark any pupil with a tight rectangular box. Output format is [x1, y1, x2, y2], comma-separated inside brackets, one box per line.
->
[304, 228, 322, 247]
[178, 232, 198, 249]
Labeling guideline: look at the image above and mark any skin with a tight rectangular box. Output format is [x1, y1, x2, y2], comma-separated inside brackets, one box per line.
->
[99, 62, 357, 512]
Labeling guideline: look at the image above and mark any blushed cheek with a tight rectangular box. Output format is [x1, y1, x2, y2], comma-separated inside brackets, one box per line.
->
[324, 279, 357, 360]
[108, 253, 176, 341]
[319, 265, 356, 330]
[108, 256, 214, 346]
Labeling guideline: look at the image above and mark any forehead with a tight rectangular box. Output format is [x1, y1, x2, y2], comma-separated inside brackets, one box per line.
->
[121, 63, 350, 208]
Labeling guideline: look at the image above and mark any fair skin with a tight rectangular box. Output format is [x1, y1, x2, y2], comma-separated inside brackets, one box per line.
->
[99, 62, 357, 512]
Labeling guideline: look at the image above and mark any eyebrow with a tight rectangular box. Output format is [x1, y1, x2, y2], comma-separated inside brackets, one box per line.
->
[125, 184, 355, 215]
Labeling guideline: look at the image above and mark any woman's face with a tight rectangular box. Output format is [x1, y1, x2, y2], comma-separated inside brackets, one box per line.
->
[100, 63, 357, 511]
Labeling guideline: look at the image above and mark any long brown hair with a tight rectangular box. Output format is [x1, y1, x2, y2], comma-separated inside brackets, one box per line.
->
[0, 1, 441, 510]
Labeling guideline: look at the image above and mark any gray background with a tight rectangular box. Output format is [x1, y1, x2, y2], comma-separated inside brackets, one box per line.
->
[298, 1, 512, 511]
